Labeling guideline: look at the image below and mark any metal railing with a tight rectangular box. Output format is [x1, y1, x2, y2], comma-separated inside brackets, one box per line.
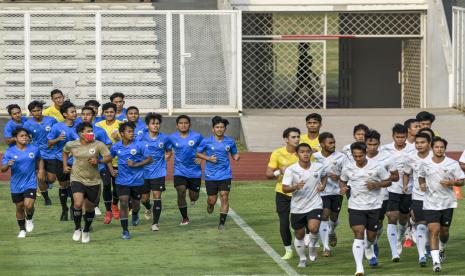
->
[453, 7, 465, 111]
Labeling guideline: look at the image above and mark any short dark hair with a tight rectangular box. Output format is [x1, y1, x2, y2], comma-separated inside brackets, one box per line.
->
[110, 92, 125, 102]
[27, 100, 45, 112]
[12, 127, 29, 137]
[126, 106, 139, 114]
[50, 89, 63, 98]
[431, 136, 447, 148]
[392, 123, 408, 135]
[318, 132, 334, 143]
[282, 127, 301, 138]
[416, 111, 436, 123]
[84, 100, 100, 108]
[119, 121, 135, 133]
[212, 116, 229, 127]
[364, 129, 381, 142]
[350, 141, 367, 154]
[76, 122, 93, 134]
[296, 143, 312, 152]
[415, 132, 432, 143]
[404, 118, 418, 129]
[145, 112, 163, 125]
[305, 113, 322, 123]
[7, 104, 21, 115]
[176, 115, 191, 124]
[101, 102, 117, 112]
[353, 124, 369, 135]
[59, 101, 75, 116]
[81, 106, 95, 116]
[418, 127, 435, 138]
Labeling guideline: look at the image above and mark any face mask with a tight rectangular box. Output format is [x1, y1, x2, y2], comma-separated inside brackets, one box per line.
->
[83, 133, 94, 142]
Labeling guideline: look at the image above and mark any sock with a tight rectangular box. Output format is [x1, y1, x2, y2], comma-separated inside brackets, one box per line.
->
[143, 201, 152, 211]
[431, 249, 440, 264]
[416, 224, 427, 258]
[17, 218, 26, 231]
[84, 210, 95, 232]
[121, 218, 128, 232]
[113, 197, 119, 206]
[294, 238, 307, 260]
[398, 223, 407, 242]
[439, 240, 446, 251]
[309, 232, 318, 248]
[132, 209, 139, 217]
[104, 201, 112, 212]
[73, 209, 82, 230]
[26, 207, 35, 220]
[376, 226, 383, 240]
[41, 190, 50, 201]
[352, 239, 365, 273]
[284, 245, 292, 253]
[219, 213, 228, 226]
[152, 200, 162, 225]
[59, 189, 68, 212]
[387, 224, 399, 258]
[426, 230, 430, 247]
[179, 206, 188, 219]
[319, 221, 330, 250]
[328, 219, 335, 234]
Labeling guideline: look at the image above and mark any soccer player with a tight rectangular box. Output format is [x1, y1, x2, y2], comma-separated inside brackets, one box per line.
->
[43, 89, 65, 122]
[110, 92, 127, 122]
[169, 115, 204, 225]
[381, 123, 416, 261]
[313, 132, 347, 256]
[300, 113, 322, 152]
[403, 132, 432, 267]
[339, 142, 391, 276]
[137, 113, 172, 231]
[4, 104, 27, 147]
[419, 137, 465, 272]
[416, 111, 436, 130]
[47, 101, 78, 221]
[196, 116, 239, 230]
[282, 143, 326, 268]
[109, 122, 152, 239]
[95, 102, 122, 224]
[63, 122, 112, 243]
[265, 127, 300, 259]
[24, 100, 57, 205]
[126, 106, 146, 138]
[342, 124, 369, 157]
[404, 118, 420, 146]
[1, 128, 44, 238]
[75, 100, 103, 125]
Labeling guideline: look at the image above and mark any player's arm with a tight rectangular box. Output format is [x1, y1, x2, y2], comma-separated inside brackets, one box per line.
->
[36, 158, 45, 183]
[196, 140, 216, 163]
[0, 153, 13, 172]
[317, 175, 328, 192]
[460, 162, 465, 173]
[3, 125, 15, 145]
[367, 167, 391, 190]
[266, 166, 281, 179]
[281, 170, 304, 193]
[127, 156, 153, 168]
[440, 164, 465, 187]
[339, 180, 349, 195]
[48, 127, 65, 148]
[4, 137, 15, 145]
[419, 177, 427, 191]
[62, 148, 72, 174]
[230, 141, 240, 161]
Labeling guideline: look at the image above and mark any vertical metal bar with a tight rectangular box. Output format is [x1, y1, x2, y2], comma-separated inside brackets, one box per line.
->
[421, 12, 427, 108]
[229, 13, 236, 111]
[324, 13, 328, 36]
[166, 12, 173, 115]
[236, 10, 243, 114]
[95, 11, 102, 104]
[452, 9, 456, 107]
[323, 41, 327, 109]
[24, 12, 31, 114]
[401, 40, 405, 108]
[179, 13, 186, 109]
[461, 11, 465, 110]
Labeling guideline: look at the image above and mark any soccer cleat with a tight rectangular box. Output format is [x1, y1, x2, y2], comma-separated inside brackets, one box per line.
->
[369, 256, 378, 267]
[121, 230, 131, 240]
[355, 272, 364, 276]
[218, 224, 225, 231]
[132, 213, 140, 226]
[433, 262, 441, 272]
[439, 249, 445, 263]
[151, 224, 159, 231]
[281, 250, 293, 260]
[112, 204, 120, 220]
[297, 259, 307, 268]
[329, 232, 338, 247]
[364, 244, 374, 260]
[309, 246, 317, 262]
[17, 230, 26, 238]
[392, 256, 400, 262]
[81, 231, 90, 243]
[44, 198, 52, 206]
[180, 218, 190, 226]
[25, 219, 34, 233]
[144, 209, 152, 220]
[207, 204, 214, 214]
[104, 211, 113, 224]
[323, 249, 331, 257]
[419, 256, 427, 267]
[72, 229, 82, 241]
[403, 237, 414, 248]
[94, 207, 102, 216]
[60, 210, 68, 221]
[397, 240, 403, 255]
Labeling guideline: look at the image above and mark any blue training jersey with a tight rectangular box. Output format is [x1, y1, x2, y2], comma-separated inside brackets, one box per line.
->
[75, 116, 103, 125]
[2, 144, 41, 193]
[4, 116, 28, 147]
[197, 135, 237, 181]
[24, 116, 57, 160]
[137, 132, 172, 179]
[170, 131, 203, 179]
[47, 121, 77, 163]
[110, 140, 149, 186]
[133, 119, 147, 139]
[116, 108, 127, 122]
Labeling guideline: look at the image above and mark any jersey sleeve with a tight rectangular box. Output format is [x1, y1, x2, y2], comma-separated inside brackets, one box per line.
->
[110, 144, 117, 158]
[139, 142, 150, 159]
[3, 122, 13, 139]
[282, 167, 293, 186]
[267, 151, 279, 169]
[451, 162, 465, 179]
[98, 142, 111, 157]
[164, 136, 173, 151]
[460, 150, 465, 163]
[35, 147, 41, 159]
[47, 124, 59, 140]
[229, 140, 238, 155]
[377, 165, 391, 181]
[197, 138, 207, 153]
[403, 156, 413, 174]
[2, 151, 10, 165]
[340, 167, 349, 182]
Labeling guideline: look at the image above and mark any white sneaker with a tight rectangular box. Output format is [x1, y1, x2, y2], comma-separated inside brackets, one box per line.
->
[309, 246, 317, 262]
[81, 231, 90, 243]
[144, 209, 152, 220]
[17, 230, 26, 238]
[151, 224, 159, 231]
[72, 229, 82, 241]
[95, 207, 102, 216]
[25, 219, 34, 233]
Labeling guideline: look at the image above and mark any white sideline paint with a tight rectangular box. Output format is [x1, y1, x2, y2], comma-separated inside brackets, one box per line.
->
[202, 188, 299, 276]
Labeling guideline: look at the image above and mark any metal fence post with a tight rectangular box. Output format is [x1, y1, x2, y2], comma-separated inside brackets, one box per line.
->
[166, 12, 173, 115]
[24, 12, 31, 114]
[95, 11, 102, 105]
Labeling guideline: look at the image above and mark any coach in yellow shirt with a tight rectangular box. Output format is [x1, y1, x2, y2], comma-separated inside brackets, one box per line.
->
[265, 127, 300, 260]
[43, 89, 65, 122]
[300, 113, 322, 153]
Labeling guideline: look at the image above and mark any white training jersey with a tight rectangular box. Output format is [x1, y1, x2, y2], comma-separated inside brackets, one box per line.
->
[380, 142, 416, 194]
[340, 159, 390, 210]
[419, 156, 465, 210]
[313, 151, 348, 196]
[342, 144, 352, 160]
[282, 162, 325, 214]
[367, 150, 397, 201]
[403, 151, 433, 201]
[459, 150, 465, 163]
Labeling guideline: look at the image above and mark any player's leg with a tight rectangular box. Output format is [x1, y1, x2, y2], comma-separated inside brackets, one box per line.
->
[375, 199, 388, 257]
[56, 160, 71, 221]
[320, 196, 331, 256]
[364, 209, 380, 266]
[71, 188, 85, 241]
[140, 180, 152, 220]
[100, 168, 113, 223]
[23, 190, 37, 233]
[291, 213, 307, 267]
[386, 192, 401, 260]
[130, 188, 142, 227]
[218, 190, 229, 230]
[350, 213, 366, 276]
[328, 195, 343, 248]
[111, 170, 120, 219]
[81, 185, 99, 243]
[174, 176, 189, 223]
[425, 209, 442, 272]
[206, 181, 219, 214]
[412, 200, 428, 266]
[438, 209, 453, 263]
[151, 178, 165, 230]
[37, 166, 51, 205]
[187, 178, 201, 204]
[276, 193, 293, 259]
[118, 191, 130, 239]
[14, 197, 27, 238]
[308, 210, 322, 261]
[398, 195, 412, 250]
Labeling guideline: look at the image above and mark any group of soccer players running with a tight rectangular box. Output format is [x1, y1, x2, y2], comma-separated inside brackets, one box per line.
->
[2, 89, 239, 243]
[266, 112, 465, 274]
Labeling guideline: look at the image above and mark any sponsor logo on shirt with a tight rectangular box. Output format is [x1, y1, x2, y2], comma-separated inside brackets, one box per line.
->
[225, 146, 230, 152]
[159, 142, 164, 148]
[188, 140, 195, 146]
[28, 152, 35, 159]
[45, 126, 51, 132]
[89, 148, 96, 155]
[130, 149, 137, 155]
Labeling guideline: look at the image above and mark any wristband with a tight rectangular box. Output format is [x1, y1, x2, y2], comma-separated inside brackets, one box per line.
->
[274, 170, 281, 177]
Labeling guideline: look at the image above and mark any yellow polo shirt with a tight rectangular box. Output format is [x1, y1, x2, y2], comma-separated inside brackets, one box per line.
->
[43, 105, 64, 122]
[95, 119, 122, 167]
[300, 134, 321, 152]
[268, 147, 299, 196]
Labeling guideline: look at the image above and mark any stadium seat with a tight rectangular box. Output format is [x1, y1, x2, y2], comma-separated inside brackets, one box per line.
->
[3, 34, 23, 42]
[105, 34, 131, 42]
[86, 62, 96, 71]
[135, 20, 157, 28]
[135, 34, 157, 42]
[3, 48, 23, 57]
[55, 20, 76, 28]
[31, 76, 52, 84]
[140, 87, 163, 95]
[136, 6, 155, 10]
[83, 35, 96, 42]
[31, 34, 50, 42]
[108, 62, 132, 70]
[138, 61, 160, 70]
[140, 74, 162, 83]
[114, 76, 134, 83]
[31, 62, 51, 71]
[82, 20, 95, 28]
[31, 49, 50, 56]
[4, 62, 23, 71]
[2, 19, 22, 28]
[2, 7, 20, 10]
[109, 6, 128, 10]
[82, 5, 101, 10]
[84, 49, 95, 57]
[31, 20, 50, 28]
[55, 7, 76, 10]
[138, 49, 160, 56]
[4, 77, 24, 84]
[4, 87, 24, 97]
[54, 34, 76, 41]
[56, 62, 78, 71]
[109, 49, 132, 57]
[55, 49, 78, 57]
[29, 7, 47, 10]
[107, 20, 132, 28]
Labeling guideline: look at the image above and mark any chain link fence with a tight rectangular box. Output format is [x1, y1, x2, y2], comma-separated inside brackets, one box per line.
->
[453, 7, 465, 111]
[402, 39, 422, 108]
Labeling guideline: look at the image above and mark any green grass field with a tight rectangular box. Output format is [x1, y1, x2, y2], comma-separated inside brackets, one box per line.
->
[1, 181, 464, 275]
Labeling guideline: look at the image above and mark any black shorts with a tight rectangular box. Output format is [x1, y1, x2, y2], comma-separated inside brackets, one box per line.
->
[276, 192, 291, 214]
[55, 160, 71, 182]
[174, 176, 201, 192]
[11, 189, 37, 203]
[291, 209, 323, 230]
[321, 195, 343, 213]
[143, 177, 166, 193]
[116, 184, 143, 200]
[43, 159, 57, 174]
[411, 200, 426, 222]
[387, 192, 412, 214]
[205, 179, 231, 196]
[424, 209, 454, 227]
[348, 208, 381, 232]
[71, 181, 101, 206]
[378, 200, 389, 221]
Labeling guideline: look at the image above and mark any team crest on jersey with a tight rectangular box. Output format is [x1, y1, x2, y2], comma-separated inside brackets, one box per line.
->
[159, 142, 164, 148]
[28, 152, 35, 159]
[45, 126, 51, 132]
[313, 173, 319, 178]
[130, 149, 137, 155]
[137, 130, 143, 136]
[14, 155, 18, 159]
[188, 140, 195, 146]
[89, 148, 96, 155]
[33, 129, 37, 133]
[211, 146, 215, 150]
[225, 146, 230, 152]
[123, 118, 128, 122]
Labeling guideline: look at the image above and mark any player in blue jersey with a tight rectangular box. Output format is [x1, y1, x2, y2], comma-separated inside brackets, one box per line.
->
[170, 115, 204, 225]
[196, 116, 239, 230]
[109, 122, 152, 239]
[1, 128, 44, 238]
[47, 101, 78, 221]
[137, 113, 172, 231]
[126, 106, 147, 139]
[110, 92, 127, 122]
[24, 100, 57, 205]
[74, 100, 103, 125]
[4, 104, 27, 147]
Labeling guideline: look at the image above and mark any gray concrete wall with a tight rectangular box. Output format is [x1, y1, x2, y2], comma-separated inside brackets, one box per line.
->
[152, 0, 217, 10]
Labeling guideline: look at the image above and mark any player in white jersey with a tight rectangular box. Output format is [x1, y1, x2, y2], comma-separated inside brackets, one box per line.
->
[342, 124, 369, 158]
[381, 123, 416, 261]
[282, 143, 326, 268]
[339, 142, 391, 276]
[419, 137, 465, 272]
[403, 132, 432, 267]
[404, 118, 420, 147]
[313, 132, 347, 256]
[364, 130, 399, 266]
